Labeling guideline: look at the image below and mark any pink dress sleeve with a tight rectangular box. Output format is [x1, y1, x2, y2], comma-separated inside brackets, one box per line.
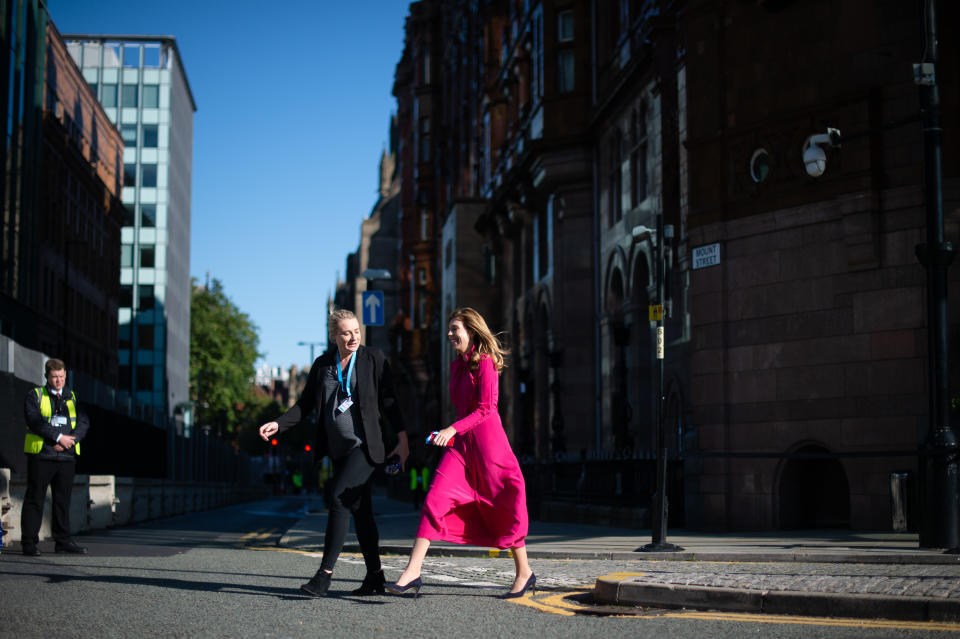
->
[450, 356, 498, 435]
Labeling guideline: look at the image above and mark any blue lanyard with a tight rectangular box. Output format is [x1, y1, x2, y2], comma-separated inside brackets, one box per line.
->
[336, 352, 356, 398]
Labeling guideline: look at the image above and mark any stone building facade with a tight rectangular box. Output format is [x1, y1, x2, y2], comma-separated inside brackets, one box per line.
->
[682, 0, 960, 530]
[365, 0, 960, 532]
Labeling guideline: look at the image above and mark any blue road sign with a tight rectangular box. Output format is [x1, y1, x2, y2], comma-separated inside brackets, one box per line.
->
[362, 290, 384, 326]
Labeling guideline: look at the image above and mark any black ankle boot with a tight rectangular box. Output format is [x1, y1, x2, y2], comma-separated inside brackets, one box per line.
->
[352, 569, 386, 596]
[301, 569, 332, 597]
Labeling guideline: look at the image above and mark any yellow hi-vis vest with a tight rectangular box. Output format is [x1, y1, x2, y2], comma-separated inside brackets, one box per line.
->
[24, 387, 79, 455]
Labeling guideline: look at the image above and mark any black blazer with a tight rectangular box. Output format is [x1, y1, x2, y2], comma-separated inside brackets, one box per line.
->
[275, 345, 405, 463]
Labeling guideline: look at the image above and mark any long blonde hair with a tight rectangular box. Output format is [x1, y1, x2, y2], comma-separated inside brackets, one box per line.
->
[449, 307, 509, 374]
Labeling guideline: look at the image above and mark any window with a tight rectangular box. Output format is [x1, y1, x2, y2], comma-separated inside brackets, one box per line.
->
[121, 84, 138, 108]
[141, 164, 157, 188]
[136, 365, 153, 391]
[418, 268, 427, 284]
[122, 203, 136, 226]
[101, 84, 118, 108]
[483, 246, 496, 285]
[531, 8, 544, 100]
[118, 365, 131, 389]
[121, 124, 137, 146]
[137, 325, 154, 349]
[123, 164, 136, 187]
[119, 325, 131, 349]
[142, 124, 158, 148]
[558, 10, 574, 42]
[139, 285, 155, 310]
[121, 244, 133, 267]
[607, 130, 622, 227]
[420, 209, 429, 240]
[420, 44, 431, 85]
[143, 84, 159, 108]
[120, 284, 133, 308]
[557, 50, 575, 93]
[123, 45, 140, 67]
[629, 106, 648, 208]
[140, 247, 155, 268]
[419, 117, 431, 163]
[141, 204, 156, 227]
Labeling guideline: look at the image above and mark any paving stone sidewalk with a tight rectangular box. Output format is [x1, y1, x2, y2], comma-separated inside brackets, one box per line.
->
[593, 561, 960, 621]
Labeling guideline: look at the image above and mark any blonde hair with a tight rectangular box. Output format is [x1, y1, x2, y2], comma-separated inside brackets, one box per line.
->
[327, 309, 358, 341]
[449, 307, 509, 374]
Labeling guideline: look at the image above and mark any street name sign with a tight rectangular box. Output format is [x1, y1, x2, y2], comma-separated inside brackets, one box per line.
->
[692, 242, 721, 270]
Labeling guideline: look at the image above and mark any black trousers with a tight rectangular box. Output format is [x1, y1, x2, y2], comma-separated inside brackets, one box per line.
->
[21, 456, 76, 546]
[320, 446, 380, 574]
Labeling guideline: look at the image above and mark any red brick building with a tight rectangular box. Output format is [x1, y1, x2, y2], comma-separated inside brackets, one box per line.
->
[0, 14, 123, 387]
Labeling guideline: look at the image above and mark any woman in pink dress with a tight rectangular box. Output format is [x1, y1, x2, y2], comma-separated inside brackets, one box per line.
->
[387, 307, 535, 599]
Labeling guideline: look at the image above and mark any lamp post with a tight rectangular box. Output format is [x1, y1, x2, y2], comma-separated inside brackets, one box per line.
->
[913, 0, 959, 551]
[635, 217, 683, 553]
[297, 340, 325, 364]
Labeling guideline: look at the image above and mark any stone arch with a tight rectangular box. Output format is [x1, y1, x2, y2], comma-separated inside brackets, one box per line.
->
[776, 442, 851, 529]
[627, 249, 653, 454]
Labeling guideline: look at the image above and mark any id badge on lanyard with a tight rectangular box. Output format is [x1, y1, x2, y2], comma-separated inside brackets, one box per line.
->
[336, 353, 356, 414]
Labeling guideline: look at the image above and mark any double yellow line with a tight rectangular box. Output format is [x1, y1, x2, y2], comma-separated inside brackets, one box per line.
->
[507, 589, 960, 632]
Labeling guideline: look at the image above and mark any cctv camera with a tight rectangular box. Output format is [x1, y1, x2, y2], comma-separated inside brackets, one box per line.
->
[802, 128, 840, 178]
[803, 144, 827, 178]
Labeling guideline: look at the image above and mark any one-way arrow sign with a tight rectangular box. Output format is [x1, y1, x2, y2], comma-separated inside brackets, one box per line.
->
[362, 290, 384, 326]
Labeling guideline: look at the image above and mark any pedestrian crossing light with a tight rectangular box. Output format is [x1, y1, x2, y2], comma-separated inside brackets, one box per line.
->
[270, 438, 278, 446]
[304, 444, 312, 452]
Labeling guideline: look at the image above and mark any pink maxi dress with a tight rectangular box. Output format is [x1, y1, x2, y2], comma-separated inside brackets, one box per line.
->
[416, 352, 529, 549]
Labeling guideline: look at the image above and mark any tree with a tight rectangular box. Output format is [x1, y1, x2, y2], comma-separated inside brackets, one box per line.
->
[190, 277, 261, 439]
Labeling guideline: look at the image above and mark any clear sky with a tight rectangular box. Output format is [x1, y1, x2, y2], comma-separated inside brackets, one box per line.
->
[50, 0, 410, 371]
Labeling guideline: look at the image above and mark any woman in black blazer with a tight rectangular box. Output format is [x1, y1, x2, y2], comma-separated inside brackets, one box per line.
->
[260, 309, 409, 597]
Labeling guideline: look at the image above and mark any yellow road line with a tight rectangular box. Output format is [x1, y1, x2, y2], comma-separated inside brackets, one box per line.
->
[510, 592, 575, 616]
[664, 611, 960, 632]
[509, 590, 960, 632]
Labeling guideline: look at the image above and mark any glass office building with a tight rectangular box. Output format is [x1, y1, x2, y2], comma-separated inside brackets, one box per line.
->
[65, 36, 195, 422]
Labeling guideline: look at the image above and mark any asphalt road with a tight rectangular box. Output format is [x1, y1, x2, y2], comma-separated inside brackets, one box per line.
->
[1, 497, 957, 638]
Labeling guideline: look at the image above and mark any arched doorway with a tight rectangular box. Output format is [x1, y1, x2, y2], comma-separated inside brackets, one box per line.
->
[629, 253, 652, 454]
[606, 268, 631, 452]
[777, 444, 851, 529]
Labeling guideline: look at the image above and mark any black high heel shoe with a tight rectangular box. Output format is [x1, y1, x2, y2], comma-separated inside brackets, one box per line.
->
[300, 569, 332, 597]
[385, 576, 423, 598]
[499, 573, 536, 599]
[352, 569, 386, 596]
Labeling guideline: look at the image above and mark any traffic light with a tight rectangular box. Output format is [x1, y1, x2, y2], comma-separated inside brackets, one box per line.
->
[270, 438, 278, 447]
[304, 444, 312, 452]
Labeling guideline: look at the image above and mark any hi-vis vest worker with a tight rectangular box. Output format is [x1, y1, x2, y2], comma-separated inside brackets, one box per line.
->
[24, 387, 80, 455]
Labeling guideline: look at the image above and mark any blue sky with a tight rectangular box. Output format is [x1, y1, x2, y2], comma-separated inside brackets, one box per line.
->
[50, 0, 410, 370]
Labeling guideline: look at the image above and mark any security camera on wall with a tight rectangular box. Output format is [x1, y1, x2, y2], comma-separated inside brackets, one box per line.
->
[802, 127, 841, 178]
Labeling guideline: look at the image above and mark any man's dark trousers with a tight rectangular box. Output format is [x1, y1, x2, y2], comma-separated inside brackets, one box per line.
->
[21, 456, 76, 545]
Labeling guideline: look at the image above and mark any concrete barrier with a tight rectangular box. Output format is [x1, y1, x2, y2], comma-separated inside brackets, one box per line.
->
[114, 476, 134, 526]
[88, 475, 116, 530]
[0, 470, 270, 544]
